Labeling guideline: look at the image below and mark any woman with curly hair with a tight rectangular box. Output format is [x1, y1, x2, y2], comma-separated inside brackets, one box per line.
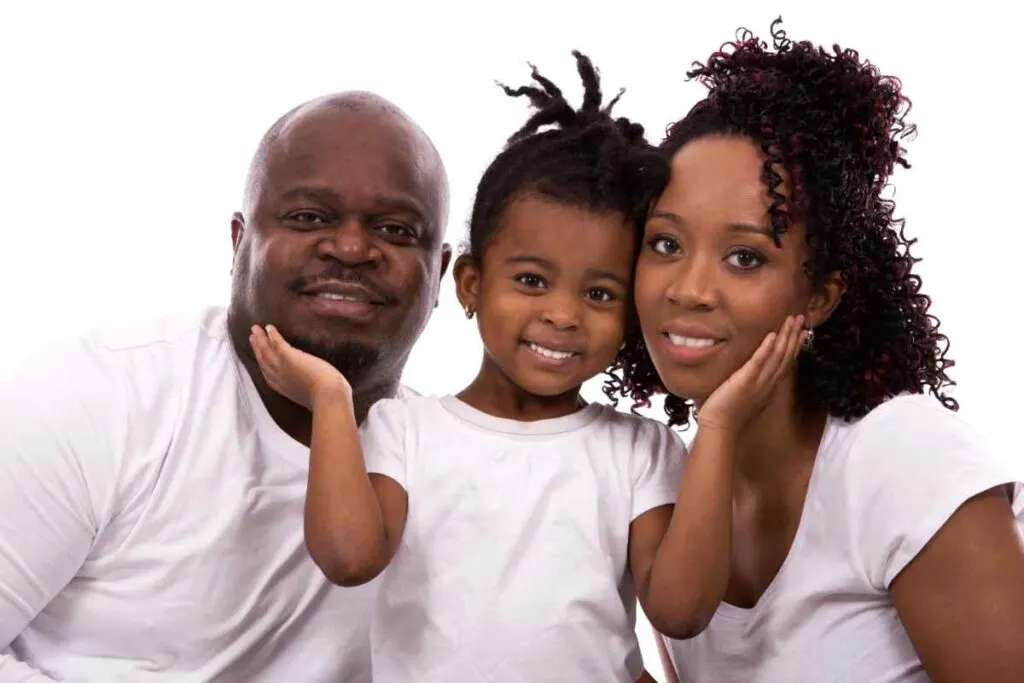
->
[622, 19, 1024, 682]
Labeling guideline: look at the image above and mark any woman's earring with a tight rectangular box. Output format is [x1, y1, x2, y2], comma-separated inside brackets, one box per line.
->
[464, 305, 475, 320]
[802, 327, 815, 351]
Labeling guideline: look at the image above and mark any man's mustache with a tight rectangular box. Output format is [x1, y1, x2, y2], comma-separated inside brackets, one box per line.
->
[286, 266, 397, 306]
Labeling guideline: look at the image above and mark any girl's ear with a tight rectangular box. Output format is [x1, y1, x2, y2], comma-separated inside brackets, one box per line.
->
[453, 254, 482, 318]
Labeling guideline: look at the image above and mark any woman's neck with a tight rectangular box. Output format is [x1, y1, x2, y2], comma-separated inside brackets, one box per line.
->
[457, 355, 584, 422]
[716, 376, 828, 495]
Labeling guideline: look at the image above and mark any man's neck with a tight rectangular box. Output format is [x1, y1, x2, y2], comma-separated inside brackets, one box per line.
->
[230, 333, 399, 447]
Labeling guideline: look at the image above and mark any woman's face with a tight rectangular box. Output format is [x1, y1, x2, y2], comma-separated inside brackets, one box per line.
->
[634, 135, 840, 403]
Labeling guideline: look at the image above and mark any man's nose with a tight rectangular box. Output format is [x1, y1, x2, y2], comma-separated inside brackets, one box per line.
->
[317, 219, 381, 267]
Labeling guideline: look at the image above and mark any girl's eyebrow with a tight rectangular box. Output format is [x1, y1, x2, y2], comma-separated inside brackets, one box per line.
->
[585, 268, 629, 289]
[505, 254, 557, 270]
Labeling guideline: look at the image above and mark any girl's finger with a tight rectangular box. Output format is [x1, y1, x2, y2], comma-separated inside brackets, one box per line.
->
[266, 325, 288, 349]
[735, 329, 780, 387]
[767, 316, 806, 387]
[250, 333, 270, 369]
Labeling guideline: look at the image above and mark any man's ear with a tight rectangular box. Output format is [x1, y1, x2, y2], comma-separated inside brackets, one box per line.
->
[434, 243, 453, 308]
[452, 253, 481, 317]
[229, 212, 247, 274]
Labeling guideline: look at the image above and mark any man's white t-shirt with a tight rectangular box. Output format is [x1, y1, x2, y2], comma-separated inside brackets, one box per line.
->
[358, 394, 686, 683]
[0, 307, 386, 682]
[664, 394, 1024, 683]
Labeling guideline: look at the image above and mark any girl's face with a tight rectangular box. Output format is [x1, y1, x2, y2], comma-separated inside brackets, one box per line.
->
[634, 135, 842, 403]
[455, 195, 635, 399]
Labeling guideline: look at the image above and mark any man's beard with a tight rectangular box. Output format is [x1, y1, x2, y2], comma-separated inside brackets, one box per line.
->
[289, 336, 383, 389]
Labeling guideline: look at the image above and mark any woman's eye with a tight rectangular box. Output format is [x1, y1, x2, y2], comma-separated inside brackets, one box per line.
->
[648, 236, 681, 255]
[725, 248, 766, 270]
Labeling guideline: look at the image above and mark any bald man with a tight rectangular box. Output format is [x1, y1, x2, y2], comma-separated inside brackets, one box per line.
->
[0, 93, 451, 682]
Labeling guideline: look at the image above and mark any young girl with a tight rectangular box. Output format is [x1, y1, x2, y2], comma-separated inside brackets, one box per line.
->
[250, 52, 805, 682]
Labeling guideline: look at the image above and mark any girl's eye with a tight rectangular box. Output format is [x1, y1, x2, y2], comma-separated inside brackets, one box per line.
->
[724, 248, 766, 270]
[515, 274, 547, 289]
[586, 288, 615, 303]
[648, 236, 681, 256]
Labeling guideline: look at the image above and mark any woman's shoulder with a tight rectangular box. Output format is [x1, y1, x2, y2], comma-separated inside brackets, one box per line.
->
[852, 392, 965, 428]
[820, 391, 1017, 511]
[819, 394, 1021, 590]
[830, 392, 983, 463]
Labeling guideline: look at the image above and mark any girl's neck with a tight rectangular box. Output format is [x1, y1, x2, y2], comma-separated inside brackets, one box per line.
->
[457, 357, 585, 422]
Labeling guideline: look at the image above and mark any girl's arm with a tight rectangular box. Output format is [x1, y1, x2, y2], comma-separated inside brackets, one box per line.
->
[630, 316, 805, 640]
[305, 387, 407, 586]
[250, 324, 407, 586]
[627, 427, 736, 639]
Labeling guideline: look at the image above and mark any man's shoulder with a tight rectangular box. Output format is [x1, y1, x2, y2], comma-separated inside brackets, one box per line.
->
[83, 306, 229, 355]
[5, 306, 233, 397]
[395, 384, 420, 399]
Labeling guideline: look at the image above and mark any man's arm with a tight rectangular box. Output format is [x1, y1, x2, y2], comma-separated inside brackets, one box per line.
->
[0, 656, 59, 682]
[0, 343, 124, 680]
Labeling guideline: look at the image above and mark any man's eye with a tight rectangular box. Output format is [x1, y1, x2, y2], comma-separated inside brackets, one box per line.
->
[377, 224, 416, 239]
[286, 212, 329, 228]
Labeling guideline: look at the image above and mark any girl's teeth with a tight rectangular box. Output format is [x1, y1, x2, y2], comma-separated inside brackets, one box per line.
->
[319, 293, 362, 302]
[666, 334, 716, 349]
[528, 343, 576, 360]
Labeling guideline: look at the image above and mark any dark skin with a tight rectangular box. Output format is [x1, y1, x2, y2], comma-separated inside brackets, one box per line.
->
[454, 195, 636, 422]
[227, 93, 452, 441]
[637, 135, 1024, 682]
[249, 189, 807, 659]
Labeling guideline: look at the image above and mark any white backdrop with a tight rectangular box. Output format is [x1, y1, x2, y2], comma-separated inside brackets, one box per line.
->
[1, 1, 1019, 678]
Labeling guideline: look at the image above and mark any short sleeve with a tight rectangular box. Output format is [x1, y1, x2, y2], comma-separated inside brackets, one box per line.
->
[0, 339, 126, 648]
[359, 397, 410, 490]
[629, 419, 687, 521]
[845, 394, 1024, 590]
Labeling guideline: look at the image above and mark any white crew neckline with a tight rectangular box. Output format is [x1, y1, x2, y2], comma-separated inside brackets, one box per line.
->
[439, 395, 606, 436]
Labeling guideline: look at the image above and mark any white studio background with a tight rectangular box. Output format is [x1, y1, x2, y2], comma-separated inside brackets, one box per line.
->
[1, 1, 1019, 679]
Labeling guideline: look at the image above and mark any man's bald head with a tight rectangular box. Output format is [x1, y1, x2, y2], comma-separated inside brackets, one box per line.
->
[242, 92, 449, 224]
[228, 91, 452, 407]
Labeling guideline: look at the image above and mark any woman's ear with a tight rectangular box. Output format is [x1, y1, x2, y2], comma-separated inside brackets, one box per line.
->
[805, 270, 846, 329]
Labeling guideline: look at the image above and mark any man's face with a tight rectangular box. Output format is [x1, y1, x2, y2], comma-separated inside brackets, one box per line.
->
[229, 103, 451, 389]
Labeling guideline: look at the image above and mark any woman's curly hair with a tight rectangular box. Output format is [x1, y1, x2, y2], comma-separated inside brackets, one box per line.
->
[606, 18, 957, 428]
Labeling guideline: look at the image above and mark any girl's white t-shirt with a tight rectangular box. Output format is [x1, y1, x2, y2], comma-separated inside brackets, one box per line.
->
[664, 393, 1024, 683]
[359, 395, 687, 683]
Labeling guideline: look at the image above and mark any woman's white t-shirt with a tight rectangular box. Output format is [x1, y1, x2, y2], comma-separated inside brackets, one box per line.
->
[359, 395, 686, 683]
[664, 393, 1024, 682]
